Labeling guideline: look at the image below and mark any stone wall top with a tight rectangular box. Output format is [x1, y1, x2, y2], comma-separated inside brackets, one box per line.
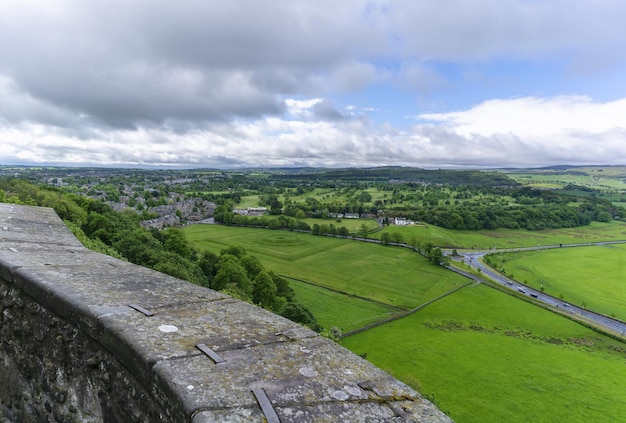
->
[0, 203, 452, 422]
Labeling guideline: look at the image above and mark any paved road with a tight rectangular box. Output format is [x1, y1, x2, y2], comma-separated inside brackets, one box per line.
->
[449, 242, 626, 337]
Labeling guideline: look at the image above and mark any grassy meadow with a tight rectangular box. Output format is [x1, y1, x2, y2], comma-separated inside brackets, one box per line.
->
[286, 277, 402, 332]
[298, 216, 379, 233]
[183, 223, 626, 423]
[503, 166, 626, 190]
[342, 284, 626, 423]
[183, 224, 468, 310]
[373, 220, 626, 249]
[487, 244, 626, 320]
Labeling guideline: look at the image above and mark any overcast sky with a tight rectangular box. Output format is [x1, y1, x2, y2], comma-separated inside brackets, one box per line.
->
[1, 0, 626, 169]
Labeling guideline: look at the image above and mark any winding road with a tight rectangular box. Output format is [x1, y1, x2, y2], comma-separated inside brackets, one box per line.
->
[448, 241, 626, 337]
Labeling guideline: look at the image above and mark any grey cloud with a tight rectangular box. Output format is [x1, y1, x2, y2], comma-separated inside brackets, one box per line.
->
[2, 0, 623, 134]
[7, 64, 285, 129]
[0, 76, 79, 127]
[251, 68, 321, 96]
[312, 100, 348, 121]
[0, 0, 389, 131]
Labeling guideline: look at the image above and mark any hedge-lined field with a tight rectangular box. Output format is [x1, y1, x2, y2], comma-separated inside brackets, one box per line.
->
[286, 277, 402, 332]
[342, 284, 626, 423]
[184, 224, 467, 310]
[372, 220, 626, 249]
[185, 223, 626, 423]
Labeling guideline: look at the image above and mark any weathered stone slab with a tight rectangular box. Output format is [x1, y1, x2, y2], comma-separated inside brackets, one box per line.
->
[153, 336, 424, 412]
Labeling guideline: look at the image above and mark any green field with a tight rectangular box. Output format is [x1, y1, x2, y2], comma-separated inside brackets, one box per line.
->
[184, 224, 467, 309]
[342, 284, 626, 423]
[286, 278, 402, 332]
[237, 194, 261, 208]
[374, 220, 626, 249]
[184, 223, 626, 423]
[238, 187, 384, 209]
[487, 244, 626, 320]
[501, 167, 626, 207]
[298, 217, 379, 233]
[503, 166, 626, 190]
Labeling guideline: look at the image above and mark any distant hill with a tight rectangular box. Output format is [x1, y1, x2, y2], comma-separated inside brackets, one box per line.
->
[273, 166, 518, 186]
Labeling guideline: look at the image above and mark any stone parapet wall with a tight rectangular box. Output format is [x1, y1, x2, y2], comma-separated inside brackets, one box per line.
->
[0, 203, 452, 422]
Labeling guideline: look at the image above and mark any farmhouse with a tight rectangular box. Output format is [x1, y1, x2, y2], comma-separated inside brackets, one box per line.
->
[394, 217, 414, 226]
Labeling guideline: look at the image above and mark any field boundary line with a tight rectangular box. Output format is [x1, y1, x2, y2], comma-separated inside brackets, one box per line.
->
[342, 280, 474, 338]
[279, 274, 407, 311]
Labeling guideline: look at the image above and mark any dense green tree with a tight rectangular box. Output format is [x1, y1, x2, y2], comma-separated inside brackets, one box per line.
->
[269, 197, 283, 215]
[408, 237, 420, 252]
[270, 271, 296, 302]
[198, 251, 219, 285]
[212, 255, 252, 297]
[281, 303, 322, 332]
[213, 204, 232, 223]
[162, 228, 192, 259]
[359, 223, 369, 239]
[112, 227, 163, 266]
[267, 217, 280, 229]
[220, 245, 246, 259]
[358, 191, 372, 202]
[294, 220, 311, 231]
[390, 232, 404, 244]
[448, 212, 464, 229]
[232, 214, 248, 226]
[241, 255, 264, 279]
[51, 194, 88, 224]
[253, 271, 278, 308]
[427, 247, 450, 266]
[153, 251, 207, 286]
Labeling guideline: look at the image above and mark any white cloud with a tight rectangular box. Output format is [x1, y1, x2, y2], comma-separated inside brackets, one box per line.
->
[285, 98, 324, 118]
[420, 96, 626, 136]
[2, 95, 625, 168]
[415, 96, 626, 166]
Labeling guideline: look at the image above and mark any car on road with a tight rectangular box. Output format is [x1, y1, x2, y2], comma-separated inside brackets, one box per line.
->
[517, 287, 526, 294]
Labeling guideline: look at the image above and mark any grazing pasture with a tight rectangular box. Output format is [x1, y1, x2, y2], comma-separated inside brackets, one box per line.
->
[504, 166, 626, 191]
[486, 244, 626, 320]
[184, 224, 468, 309]
[286, 277, 402, 332]
[374, 220, 626, 249]
[298, 217, 379, 233]
[184, 223, 626, 423]
[342, 284, 626, 423]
